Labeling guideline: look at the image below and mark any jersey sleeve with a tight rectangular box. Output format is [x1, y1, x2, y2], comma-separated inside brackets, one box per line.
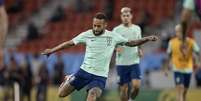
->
[192, 40, 200, 53]
[113, 32, 129, 45]
[72, 32, 87, 45]
[112, 27, 118, 33]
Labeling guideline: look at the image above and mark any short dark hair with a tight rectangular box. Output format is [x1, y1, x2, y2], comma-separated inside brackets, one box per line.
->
[94, 12, 108, 21]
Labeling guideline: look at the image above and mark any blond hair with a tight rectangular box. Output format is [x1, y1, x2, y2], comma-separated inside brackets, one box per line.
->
[121, 7, 132, 13]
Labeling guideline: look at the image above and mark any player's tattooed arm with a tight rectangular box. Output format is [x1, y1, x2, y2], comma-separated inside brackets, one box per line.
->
[41, 40, 75, 56]
[124, 35, 158, 47]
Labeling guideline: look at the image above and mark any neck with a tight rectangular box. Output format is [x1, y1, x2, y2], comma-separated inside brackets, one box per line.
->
[123, 23, 132, 27]
[178, 37, 187, 41]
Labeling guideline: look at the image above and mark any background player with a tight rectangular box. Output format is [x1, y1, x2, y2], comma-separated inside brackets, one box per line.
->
[113, 7, 143, 101]
[41, 12, 158, 101]
[0, 0, 8, 67]
[165, 24, 200, 101]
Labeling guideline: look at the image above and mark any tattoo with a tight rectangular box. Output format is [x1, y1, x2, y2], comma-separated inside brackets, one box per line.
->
[125, 38, 148, 47]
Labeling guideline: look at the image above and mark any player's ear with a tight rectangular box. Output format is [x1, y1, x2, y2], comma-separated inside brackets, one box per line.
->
[130, 14, 133, 18]
[104, 22, 107, 27]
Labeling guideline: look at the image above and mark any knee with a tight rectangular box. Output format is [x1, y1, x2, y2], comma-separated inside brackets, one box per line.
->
[120, 84, 128, 91]
[87, 88, 102, 101]
[88, 88, 102, 98]
[176, 85, 185, 92]
[88, 90, 97, 98]
[132, 84, 140, 90]
[131, 84, 140, 96]
[120, 88, 127, 94]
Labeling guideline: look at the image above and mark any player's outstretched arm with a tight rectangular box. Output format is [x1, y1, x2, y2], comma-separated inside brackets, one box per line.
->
[163, 53, 171, 76]
[125, 35, 158, 47]
[41, 40, 75, 56]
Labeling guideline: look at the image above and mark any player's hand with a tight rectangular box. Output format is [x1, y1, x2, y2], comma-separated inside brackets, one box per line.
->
[138, 49, 143, 57]
[163, 69, 169, 77]
[41, 49, 53, 57]
[164, 70, 168, 77]
[147, 35, 158, 41]
[116, 47, 123, 53]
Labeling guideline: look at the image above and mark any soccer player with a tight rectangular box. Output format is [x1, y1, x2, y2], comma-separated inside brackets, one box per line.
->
[41, 12, 158, 101]
[0, 0, 8, 67]
[113, 7, 143, 101]
[165, 24, 200, 101]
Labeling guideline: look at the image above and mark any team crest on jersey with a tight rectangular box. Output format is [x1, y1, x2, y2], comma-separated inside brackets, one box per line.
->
[106, 37, 112, 46]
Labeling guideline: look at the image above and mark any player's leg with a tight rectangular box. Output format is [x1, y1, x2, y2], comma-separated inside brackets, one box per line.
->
[182, 73, 192, 101]
[130, 64, 141, 100]
[87, 87, 102, 101]
[117, 66, 130, 101]
[131, 79, 141, 100]
[58, 75, 76, 97]
[119, 84, 129, 101]
[176, 84, 184, 101]
[86, 76, 106, 101]
[181, 8, 192, 25]
[174, 72, 185, 101]
[181, 0, 194, 24]
[183, 88, 188, 101]
[58, 69, 92, 97]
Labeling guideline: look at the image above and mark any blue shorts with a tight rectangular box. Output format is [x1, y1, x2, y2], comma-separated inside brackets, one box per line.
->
[70, 69, 107, 91]
[117, 64, 141, 85]
[174, 72, 192, 88]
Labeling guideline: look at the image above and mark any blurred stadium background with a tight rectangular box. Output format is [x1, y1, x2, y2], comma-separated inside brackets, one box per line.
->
[1, 0, 201, 101]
